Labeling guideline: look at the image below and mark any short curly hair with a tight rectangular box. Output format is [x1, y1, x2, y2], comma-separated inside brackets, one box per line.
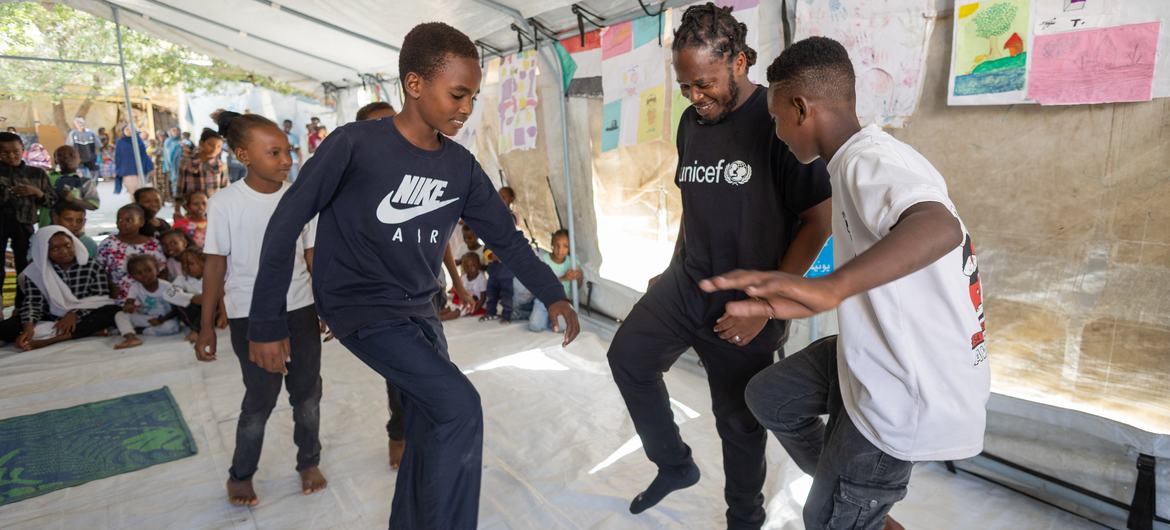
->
[399, 22, 479, 81]
[767, 36, 855, 102]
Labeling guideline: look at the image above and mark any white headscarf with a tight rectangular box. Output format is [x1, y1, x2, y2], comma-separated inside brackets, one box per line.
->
[19, 226, 114, 317]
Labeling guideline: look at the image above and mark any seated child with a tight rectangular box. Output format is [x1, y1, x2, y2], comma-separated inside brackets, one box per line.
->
[13, 227, 119, 351]
[114, 253, 193, 349]
[172, 189, 208, 248]
[440, 252, 486, 320]
[462, 224, 486, 262]
[51, 201, 97, 258]
[479, 249, 514, 323]
[160, 229, 189, 280]
[95, 204, 167, 300]
[530, 229, 582, 332]
[134, 187, 172, 239]
[173, 247, 226, 341]
[39, 145, 100, 228]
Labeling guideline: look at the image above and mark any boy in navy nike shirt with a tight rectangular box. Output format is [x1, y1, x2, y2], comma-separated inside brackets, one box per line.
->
[246, 22, 580, 530]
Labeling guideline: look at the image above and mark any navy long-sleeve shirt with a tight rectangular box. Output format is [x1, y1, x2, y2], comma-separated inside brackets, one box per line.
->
[248, 118, 567, 341]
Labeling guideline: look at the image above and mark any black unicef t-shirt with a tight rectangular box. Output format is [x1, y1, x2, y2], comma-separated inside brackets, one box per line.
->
[668, 85, 831, 334]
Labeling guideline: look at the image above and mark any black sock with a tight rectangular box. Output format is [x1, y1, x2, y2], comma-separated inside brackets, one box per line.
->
[629, 462, 700, 514]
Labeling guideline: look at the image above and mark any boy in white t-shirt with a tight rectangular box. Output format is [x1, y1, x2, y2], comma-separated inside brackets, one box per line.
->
[702, 37, 990, 529]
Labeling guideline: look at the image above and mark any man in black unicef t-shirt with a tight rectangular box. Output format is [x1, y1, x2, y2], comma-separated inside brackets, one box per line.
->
[607, 6, 832, 529]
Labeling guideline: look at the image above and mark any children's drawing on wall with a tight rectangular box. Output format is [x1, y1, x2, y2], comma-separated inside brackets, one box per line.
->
[793, 0, 933, 127]
[497, 51, 539, 153]
[948, 0, 1033, 105]
[1027, 21, 1160, 104]
[600, 16, 667, 152]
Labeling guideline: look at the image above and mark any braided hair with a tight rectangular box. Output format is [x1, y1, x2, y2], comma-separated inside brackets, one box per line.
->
[672, 3, 757, 67]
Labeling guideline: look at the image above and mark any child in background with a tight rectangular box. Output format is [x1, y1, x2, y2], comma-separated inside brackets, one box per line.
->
[1, 131, 56, 295]
[39, 145, 99, 228]
[134, 187, 171, 239]
[704, 37, 989, 530]
[194, 110, 325, 506]
[51, 201, 98, 258]
[479, 249, 514, 323]
[113, 254, 192, 349]
[462, 224, 486, 262]
[95, 204, 166, 300]
[173, 189, 209, 247]
[160, 229, 189, 280]
[529, 229, 582, 332]
[174, 247, 226, 342]
[176, 129, 227, 220]
[99, 134, 116, 181]
[460, 252, 487, 315]
[13, 227, 119, 351]
[22, 143, 51, 170]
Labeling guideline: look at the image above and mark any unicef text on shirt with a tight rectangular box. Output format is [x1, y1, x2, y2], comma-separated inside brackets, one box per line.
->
[676, 159, 753, 186]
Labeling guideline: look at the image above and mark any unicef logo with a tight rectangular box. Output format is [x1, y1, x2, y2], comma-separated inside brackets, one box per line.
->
[724, 160, 752, 185]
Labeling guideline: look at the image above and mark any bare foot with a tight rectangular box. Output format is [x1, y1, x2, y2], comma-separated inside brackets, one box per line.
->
[884, 516, 906, 530]
[114, 334, 143, 350]
[389, 439, 405, 470]
[184, 330, 199, 343]
[226, 478, 258, 506]
[27, 334, 72, 350]
[299, 467, 327, 495]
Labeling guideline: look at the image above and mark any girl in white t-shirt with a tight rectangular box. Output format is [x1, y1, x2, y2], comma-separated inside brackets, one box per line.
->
[193, 110, 326, 508]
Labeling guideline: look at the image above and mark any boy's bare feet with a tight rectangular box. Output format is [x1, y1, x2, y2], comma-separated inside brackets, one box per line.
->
[226, 478, 258, 506]
[184, 330, 199, 343]
[884, 516, 905, 530]
[114, 334, 143, 350]
[389, 439, 405, 470]
[299, 467, 327, 494]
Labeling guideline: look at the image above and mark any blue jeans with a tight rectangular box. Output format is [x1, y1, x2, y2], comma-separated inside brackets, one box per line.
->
[339, 316, 483, 530]
[527, 299, 556, 332]
[745, 336, 913, 530]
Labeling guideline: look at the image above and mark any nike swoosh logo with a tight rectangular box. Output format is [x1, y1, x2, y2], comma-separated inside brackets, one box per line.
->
[376, 193, 460, 224]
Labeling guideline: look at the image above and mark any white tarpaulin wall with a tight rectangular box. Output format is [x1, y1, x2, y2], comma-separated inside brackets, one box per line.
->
[21, 0, 1170, 527]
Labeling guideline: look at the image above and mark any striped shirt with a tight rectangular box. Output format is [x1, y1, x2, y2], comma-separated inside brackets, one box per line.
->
[18, 261, 110, 324]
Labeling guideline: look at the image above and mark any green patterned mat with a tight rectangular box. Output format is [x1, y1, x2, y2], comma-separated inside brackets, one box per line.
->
[0, 387, 197, 506]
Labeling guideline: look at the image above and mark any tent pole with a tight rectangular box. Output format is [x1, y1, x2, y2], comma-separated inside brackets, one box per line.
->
[112, 6, 146, 183]
[474, 0, 579, 310]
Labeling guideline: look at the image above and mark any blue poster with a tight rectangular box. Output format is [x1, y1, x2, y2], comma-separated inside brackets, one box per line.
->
[632, 15, 662, 48]
[601, 100, 622, 152]
[805, 236, 834, 278]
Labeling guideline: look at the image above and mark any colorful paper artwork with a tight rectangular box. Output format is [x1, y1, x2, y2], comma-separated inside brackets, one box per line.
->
[1027, 22, 1160, 104]
[601, 18, 668, 152]
[794, 0, 934, 127]
[498, 51, 539, 153]
[949, 0, 1033, 105]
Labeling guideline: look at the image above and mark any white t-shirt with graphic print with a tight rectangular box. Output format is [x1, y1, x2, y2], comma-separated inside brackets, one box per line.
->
[827, 125, 990, 462]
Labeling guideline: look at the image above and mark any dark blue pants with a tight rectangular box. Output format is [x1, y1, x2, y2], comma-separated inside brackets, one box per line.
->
[745, 336, 913, 529]
[340, 316, 483, 530]
[483, 265, 514, 319]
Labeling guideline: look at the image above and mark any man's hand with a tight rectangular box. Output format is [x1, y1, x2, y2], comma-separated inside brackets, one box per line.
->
[194, 328, 217, 361]
[249, 338, 290, 374]
[54, 312, 78, 337]
[123, 300, 137, 314]
[700, 270, 844, 320]
[713, 312, 768, 346]
[546, 300, 580, 347]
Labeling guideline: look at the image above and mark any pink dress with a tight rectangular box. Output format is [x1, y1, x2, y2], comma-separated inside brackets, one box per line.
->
[95, 235, 168, 300]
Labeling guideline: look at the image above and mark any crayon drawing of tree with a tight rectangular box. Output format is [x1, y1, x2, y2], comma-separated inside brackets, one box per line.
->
[974, 2, 1018, 60]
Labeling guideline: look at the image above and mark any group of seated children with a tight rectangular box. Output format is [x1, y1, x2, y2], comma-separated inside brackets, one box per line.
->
[439, 197, 582, 332]
[1, 129, 223, 351]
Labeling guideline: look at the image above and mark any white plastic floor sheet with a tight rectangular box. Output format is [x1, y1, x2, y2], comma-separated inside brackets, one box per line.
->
[0, 316, 1103, 530]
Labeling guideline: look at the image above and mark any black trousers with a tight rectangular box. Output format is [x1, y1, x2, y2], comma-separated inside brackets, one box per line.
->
[0, 305, 118, 343]
[227, 305, 323, 481]
[0, 216, 32, 306]
[607, 265, 785, 530]
[483, 267, 514, 319]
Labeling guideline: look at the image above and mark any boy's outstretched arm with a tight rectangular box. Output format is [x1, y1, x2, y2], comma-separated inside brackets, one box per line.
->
[700, 201, 963, 319]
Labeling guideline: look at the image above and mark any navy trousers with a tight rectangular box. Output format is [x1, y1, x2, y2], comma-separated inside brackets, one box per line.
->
[340, 316, 483, 530]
